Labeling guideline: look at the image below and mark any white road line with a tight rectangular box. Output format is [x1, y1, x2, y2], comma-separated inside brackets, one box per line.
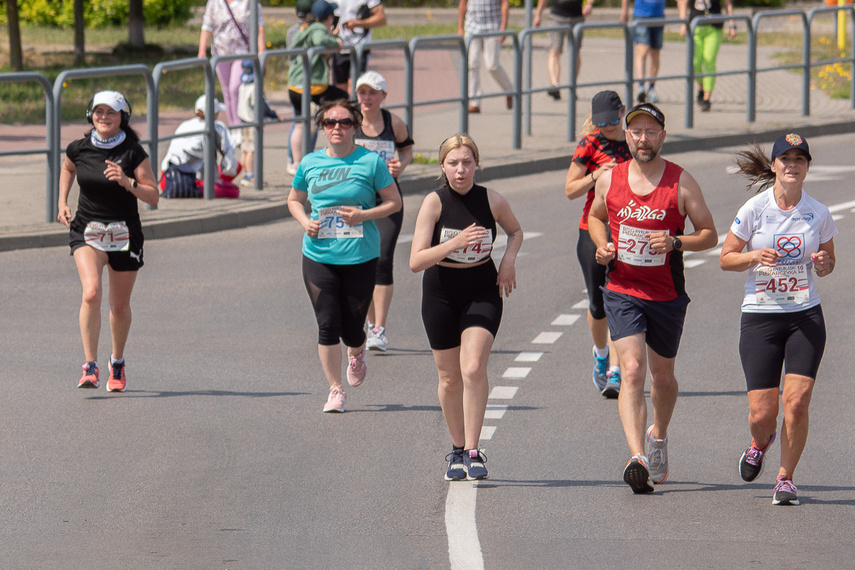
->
[551, 314, 581, 326]
[479, 426, 497, 440]
[485, 405, 509, 419]
[532, 331, 562, 344]
[515, 351, 543, 362]
[489, 386, 519, 399]
[572, 299, 589, 310]
[503, 367, 531, 379]
[446, 483, 484, 570]
[685, 259, 706, 269]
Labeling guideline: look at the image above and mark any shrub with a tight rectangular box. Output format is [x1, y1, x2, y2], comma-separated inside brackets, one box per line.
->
[2, 0, 195, 27]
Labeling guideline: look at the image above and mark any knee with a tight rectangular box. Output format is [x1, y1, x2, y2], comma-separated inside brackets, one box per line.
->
[619, 359, 645, 384]
[748, 400, 779, 427]
[110, 299, 132, 320]
[782, 394, 811, 424]
[81, 284, 102, 306]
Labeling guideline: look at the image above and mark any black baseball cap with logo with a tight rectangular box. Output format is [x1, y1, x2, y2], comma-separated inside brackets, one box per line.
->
[625, 102, 665, 128]
[770, 133, 812, 162]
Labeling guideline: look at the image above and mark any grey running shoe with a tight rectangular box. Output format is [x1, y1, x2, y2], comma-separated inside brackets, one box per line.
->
[623, 454, 654, 494]
[646, 87, 660, 103]
[366, 326, 388, 351]
[645, 425, 668, 484]
[464, 449, 488, 480]
[772, 477, 799, 505]
[602, 368, 621, 399]
[444, 449, 467, 481]
[592, 347, 609, 392]
[739, 431, 776, 482]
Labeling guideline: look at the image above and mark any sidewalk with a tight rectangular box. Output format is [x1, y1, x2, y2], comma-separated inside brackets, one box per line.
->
[2, 11, 854, 251]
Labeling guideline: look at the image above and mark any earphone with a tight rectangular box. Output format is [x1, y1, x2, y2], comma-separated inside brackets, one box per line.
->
[86, 91, 132, 129]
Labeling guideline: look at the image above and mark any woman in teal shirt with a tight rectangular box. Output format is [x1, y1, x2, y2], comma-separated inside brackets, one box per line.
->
[287, 100, 400, 413]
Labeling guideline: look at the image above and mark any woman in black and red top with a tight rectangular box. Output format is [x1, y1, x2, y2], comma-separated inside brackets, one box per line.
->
[564, 90, 632, 398]
[57, 91, 159, 393]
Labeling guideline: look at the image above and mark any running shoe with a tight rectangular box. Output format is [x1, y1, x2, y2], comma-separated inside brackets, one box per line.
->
[772, 476, 799, 505]
[464, 449, 488, 480]
[636, 88, 646, 103]
[623, 454, 654, 494]
[696, 89, 705, 104]
[646, 87, 660, 103]
[106, 361, 127, 392]
[646, 425, 668, 484]
[602, 368, 621, 399]
[699, 99, 711, 112]
[739, 431, 776, 482]
[322, 387, 347, 413]
[366, 326, 388, 352]
[346, 349, 367, 387]
[592, 347, 609, 392]
[444, 449, 467, 481]
[547, 86, 561, 100]
[77, 361, 99, 389]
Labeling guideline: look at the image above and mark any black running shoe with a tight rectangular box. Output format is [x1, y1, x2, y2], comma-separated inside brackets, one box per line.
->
[772, 477, 799, 506]
[739, 432, 775, 482]
[623, 454, 654, 494]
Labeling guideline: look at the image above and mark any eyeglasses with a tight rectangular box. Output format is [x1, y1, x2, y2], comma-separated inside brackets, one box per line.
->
[626, 128, 663, 141]
[596, 119, 621, 127]
[322, 118, 355, 129]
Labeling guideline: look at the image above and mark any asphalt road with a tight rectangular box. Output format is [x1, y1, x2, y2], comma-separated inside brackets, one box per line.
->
[1, 133, 853, 568]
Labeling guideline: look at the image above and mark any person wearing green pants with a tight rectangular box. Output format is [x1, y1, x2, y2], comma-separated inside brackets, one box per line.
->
[679, 0, 736, 112]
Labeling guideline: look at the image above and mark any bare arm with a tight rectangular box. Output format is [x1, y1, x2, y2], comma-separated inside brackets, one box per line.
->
[565, 160, 615, 201]
[587, 168, 616, 265]
[57, 157, 76, 227]
[198, 29, 212, 58]
[648, 170, 717, 254]
[388, 113, 413, 178]
[813, 239, 835, 277]
[287, 187, 320, 238]
[458, 0, 468, 35]
[489, 188, 523, 297]
[500, 0, 509, 31]
[719, 231, 779, 272]
[534, 0, 547, 27]
[337, 182, 401, 226]
[344, 3, 387, 31]
[129, 158, 160, 207]
[257, 24, 266, 54]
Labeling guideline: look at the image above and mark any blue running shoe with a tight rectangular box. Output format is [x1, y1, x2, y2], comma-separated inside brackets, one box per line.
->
[602, 368, 621, 399]
[464, 449, 488, 480]
[592, 347, 609, 392]
[444, 449, 467, 481]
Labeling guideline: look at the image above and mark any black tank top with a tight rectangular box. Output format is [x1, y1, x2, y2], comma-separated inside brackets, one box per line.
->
[431, 184, 497, 264]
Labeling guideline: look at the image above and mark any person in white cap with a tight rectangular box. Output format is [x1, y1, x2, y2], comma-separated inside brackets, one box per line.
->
[159, 95, 239, 198]
[57, 90, 159, 393]
[354, 70, 414, 352]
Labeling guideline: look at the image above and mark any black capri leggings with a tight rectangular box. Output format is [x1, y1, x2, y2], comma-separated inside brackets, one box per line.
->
[576, 227, 607, 320]
[421, 261, 503, 350]
[302, 256, 377, 347]
[739, 304, 826, 391]
[374, 183, 403, 286]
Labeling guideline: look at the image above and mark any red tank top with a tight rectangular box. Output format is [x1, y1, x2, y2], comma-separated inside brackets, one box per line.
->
[605, 160, 686, 301]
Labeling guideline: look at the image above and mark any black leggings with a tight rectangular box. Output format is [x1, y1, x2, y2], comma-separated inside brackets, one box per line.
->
[375, 183, 403, 286]
[739, 305, 826, 391]
[302, 256, 377, 347]
[421, 262, 503, 350]
[576, 227, 607, 320]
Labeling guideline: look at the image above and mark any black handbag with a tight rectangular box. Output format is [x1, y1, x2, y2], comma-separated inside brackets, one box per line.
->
[162, 166, 202, 198]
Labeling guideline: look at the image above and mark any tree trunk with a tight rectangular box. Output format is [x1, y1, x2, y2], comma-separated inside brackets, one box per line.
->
[5, 0, 24, 70]
[129, 0, 145, 48]
[73, 0, 85, 66]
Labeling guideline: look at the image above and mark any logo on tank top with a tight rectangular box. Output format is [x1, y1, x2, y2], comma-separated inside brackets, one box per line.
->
[312, 167, 352, 194]
[617, 199, 666, 223]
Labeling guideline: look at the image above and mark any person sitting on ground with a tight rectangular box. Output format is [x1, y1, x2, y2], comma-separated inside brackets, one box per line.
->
[160, 95, 240, 198]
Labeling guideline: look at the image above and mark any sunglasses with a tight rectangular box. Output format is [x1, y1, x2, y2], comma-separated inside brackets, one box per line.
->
[595, 119, 622, 127]
[322, 118, 355, 128]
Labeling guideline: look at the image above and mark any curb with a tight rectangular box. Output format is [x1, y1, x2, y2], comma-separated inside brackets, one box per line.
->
[3, 118, 854, 253]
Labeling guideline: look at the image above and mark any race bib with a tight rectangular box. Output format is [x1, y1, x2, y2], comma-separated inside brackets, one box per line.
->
[84, 221, 130, 252]
[440, 227, 493, 263]
[355, 138, 396, 164]
[754, 263, 810, 305]
[617, 224, 666, 267]
[317, 206, 363, 239]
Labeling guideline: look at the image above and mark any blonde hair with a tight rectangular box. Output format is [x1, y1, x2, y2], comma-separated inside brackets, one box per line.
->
[437, 133, 480, 184]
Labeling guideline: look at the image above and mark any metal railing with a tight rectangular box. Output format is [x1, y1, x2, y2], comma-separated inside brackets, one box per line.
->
[2, 5, 854, 221]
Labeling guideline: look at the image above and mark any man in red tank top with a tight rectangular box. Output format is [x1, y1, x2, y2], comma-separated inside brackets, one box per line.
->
[587, 103, 717, 494]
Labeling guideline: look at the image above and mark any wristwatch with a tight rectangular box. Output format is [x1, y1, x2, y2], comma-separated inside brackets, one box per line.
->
[130, 178, 138, 190]
[673, 236, 682, 251]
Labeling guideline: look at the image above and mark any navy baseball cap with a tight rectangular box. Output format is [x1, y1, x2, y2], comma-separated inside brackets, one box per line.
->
[311, 0, 337, 20]
[770, 133, 811, 162]
[625, 102, 665, 128]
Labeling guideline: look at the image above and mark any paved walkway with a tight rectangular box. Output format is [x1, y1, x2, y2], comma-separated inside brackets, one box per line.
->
[2, 8, 854, 251]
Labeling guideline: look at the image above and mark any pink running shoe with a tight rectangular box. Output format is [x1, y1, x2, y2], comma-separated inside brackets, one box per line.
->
[107, 361, 127, 392]
[323, 387, 347, 413]
[77, 362, 100, 389]
[347, 349, 367, 387]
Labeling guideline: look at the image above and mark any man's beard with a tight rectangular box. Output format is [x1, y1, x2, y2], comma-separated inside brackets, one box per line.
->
[631, 146, 658, 164]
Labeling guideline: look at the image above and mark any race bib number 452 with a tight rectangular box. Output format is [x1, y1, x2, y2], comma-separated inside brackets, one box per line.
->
[754, 263, 809, 305]
[440, 227, 493, 263]
[617, 224, 666, 267]
[317, 206, 363, 239]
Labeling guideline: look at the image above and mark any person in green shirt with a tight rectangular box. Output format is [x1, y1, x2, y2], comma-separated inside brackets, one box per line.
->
[288, 0, 349, 168]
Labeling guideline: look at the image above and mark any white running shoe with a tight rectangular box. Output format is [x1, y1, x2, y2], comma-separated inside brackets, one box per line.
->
[366, 326, 388, 351]
[646, 87, 660, 103]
